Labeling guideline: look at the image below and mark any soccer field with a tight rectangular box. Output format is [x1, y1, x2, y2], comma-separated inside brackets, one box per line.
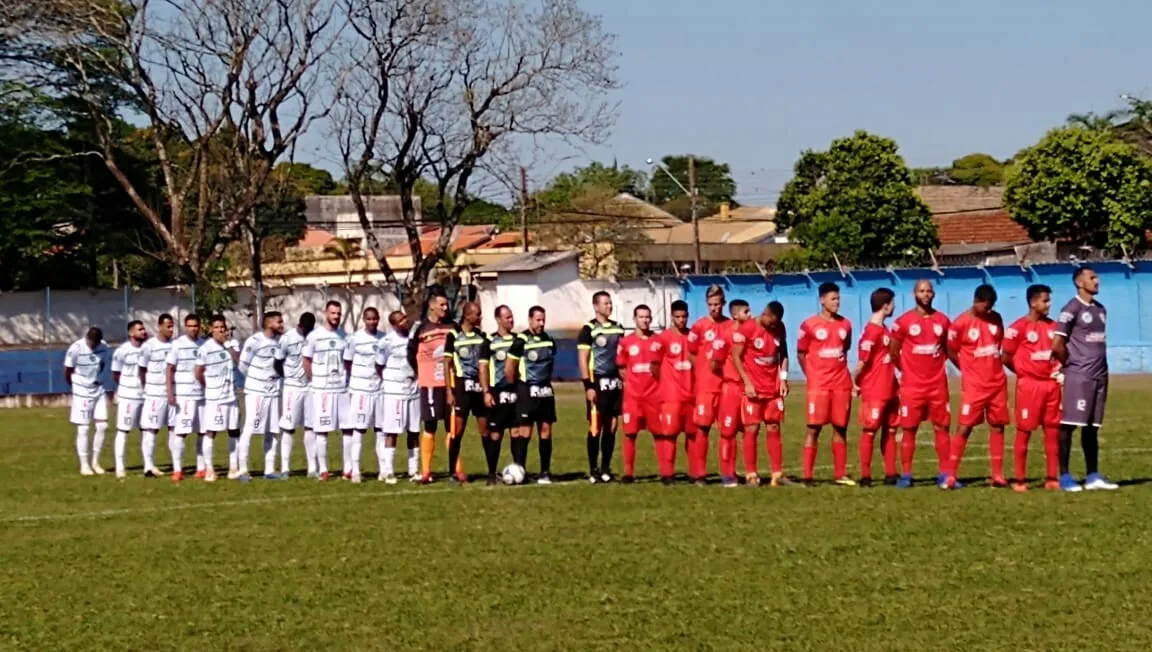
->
[3, 381, 1152, 651]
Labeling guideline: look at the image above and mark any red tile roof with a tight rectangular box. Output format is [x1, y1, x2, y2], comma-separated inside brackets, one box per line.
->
[297, 227, 336, 248]
[933, 209, 1031, 246]
[475, 232, 533, 249]
[384, 225, 494, 256]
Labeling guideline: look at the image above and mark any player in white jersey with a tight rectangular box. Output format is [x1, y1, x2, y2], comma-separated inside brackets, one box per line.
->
[278, 312, 316, 475]
[166, 314, 210, 481]
[196, 315, 241, 482]
[342, 307, 385, 483]
[137, 314, 175, 477]
[111, 320, 148, 479]
[238, 311, 285, 480]
[64, 327, 111, 476]
[377, 310, 422, 483]
[302, 300, 350, 480]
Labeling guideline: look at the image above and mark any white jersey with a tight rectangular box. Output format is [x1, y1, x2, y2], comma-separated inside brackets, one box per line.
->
[111, 341, 145, 401]
[345, 329, 384, 394]
[239, 332, 281, 397]
[279, 329, 309, 389]
[64, 338, 109, 399]
[197, 338, 237, 403]
[303, 326, 348, 392]
[166, 335, 204, 399]
[137, 337, 172, 399]
[378, 330, 417, 398]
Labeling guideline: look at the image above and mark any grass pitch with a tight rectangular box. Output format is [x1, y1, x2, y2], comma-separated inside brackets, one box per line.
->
[3, 381, 1152, 651]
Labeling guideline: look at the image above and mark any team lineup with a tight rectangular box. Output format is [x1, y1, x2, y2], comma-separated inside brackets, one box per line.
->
[62, 266, 1118, 492]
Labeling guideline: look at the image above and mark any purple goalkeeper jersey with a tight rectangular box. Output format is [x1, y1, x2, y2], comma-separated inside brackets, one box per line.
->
[1055, 296, 1108, 380]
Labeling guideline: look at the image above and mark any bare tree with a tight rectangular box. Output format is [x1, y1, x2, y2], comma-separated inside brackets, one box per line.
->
[3, 0, 342, 302]
[334, 0, 619, 313]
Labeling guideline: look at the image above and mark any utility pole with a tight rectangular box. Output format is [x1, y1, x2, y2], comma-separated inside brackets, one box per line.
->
[520, 166, 529, 253]
[688, 154, 700, 274]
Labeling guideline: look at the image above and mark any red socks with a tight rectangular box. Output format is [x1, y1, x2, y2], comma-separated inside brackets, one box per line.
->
[934, 428, 950, 474]
[654, 435, 676, 478]
[900, 428, 917, 475]
[742, 428, 759, 476]
[1043, 427, 1059, 481]
[693, 429, 710, 479]
[802, 444, 817, 480]
[989, 428, 1005, 479]
[623, 435, 637, 477]
[832, 439, 848, 479]
[859, 430, 876, 479]
[948, 433, 969, 478]
[719, 436, 737, 478]
[766, 427, 783, 474]
[881, 429, 897, 477]
[1013, 430, 1031, 483]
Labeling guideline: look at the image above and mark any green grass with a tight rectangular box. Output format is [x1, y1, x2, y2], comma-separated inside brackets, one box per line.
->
[3, 380, 1152, 651]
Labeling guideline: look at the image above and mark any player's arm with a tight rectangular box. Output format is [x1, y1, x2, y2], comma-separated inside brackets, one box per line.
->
[1001, 322, 1020, 374]
[238, 339, 255, 376]
[301, 337, 314, 383]
[888, 320, 905, 371]
[194, 350, 206, 387]
[63, 345, 75, 386]
[730, 334, 756, 398]
[443, 331, 457, 406]
[795, 323, 810, 377]
[576, 324, 594, 399]
[273, 339, 286, 378]
[853, 331, 875, 388]
[478, 338, 495, 407]
[1052, 301, 1078, 364]
[945, 322, 962, 370]
[165, 346, 178, 404]
[649, 338, 663, 382]
[406, 328, 419, 373]
[506, 336, 524, 384]
[110, 349, 123, 386]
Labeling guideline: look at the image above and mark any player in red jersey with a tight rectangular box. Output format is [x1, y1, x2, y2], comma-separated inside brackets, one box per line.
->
[711, 299, 752, 487]
[853, 288, 899, 488]
[765, 301, 790, 402]
[617, 304, 663, 484]
[796, 282, 854, 486]
[1002, 284, 1062, 492]
[686, 285, 729, 485]
[889, 279, 952, 488]
[944, 284, 1009, 489]
[655, 300, 694, 484]
[729, 302, 793, 487]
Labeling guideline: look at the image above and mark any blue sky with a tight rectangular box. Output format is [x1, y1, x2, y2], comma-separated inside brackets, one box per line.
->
[309, 0, 1152, 206]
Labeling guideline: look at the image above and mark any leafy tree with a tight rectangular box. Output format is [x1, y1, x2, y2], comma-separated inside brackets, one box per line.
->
[1004, 126, 1152, 254]
[775, 130, 938, 270]
[535, 162, 647, 208]
[535, 185, 653, 279]
[273, 163, 338, 196]
[649, 155, 737, 220]
[948, 153, 1004, 186]
[910, 166, 953, 185]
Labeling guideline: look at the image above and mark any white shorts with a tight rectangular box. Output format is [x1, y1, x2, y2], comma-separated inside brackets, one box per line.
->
[115, 398, 143, 432]
[70, 393, 108, 426]
[312, 390, 349, 433]
[378, 394, 421, 434]
[279, 385, 312, 431]
[243, 393, 281, 436]
[171, 397, 205, 435]
[140, 396, 173, 431]
[204, 400, 240, 432]
[343, 390, 381, 431]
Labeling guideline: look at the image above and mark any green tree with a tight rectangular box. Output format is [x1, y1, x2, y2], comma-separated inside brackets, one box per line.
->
[775, 130, 938, 270]
[1004, 126, 1152, 254]
[649, 155, 737, 220]
[948, 153, 1004, 186]
[535, 162, 647, 208]
[273, 163, 338, 196]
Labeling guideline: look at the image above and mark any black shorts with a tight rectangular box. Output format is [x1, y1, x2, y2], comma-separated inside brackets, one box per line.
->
[487, 386, 519, 432]
[517, 384, 557, 425]
[452, 384, 487, 420]
[419, 387, 448, 423]
[586, 377, 623, 420]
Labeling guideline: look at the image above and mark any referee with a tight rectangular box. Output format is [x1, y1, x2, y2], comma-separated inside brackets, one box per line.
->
[578, 291, 624, 483]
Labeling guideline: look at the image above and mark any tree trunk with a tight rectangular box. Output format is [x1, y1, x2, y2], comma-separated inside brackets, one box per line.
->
[248, 228, 264, 326]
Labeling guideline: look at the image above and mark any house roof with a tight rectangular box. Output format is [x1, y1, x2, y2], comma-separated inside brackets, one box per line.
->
[916, 185, 1003, 214]
[933, 208, 1031, 246]
[475, 232, 532, 250]
[383, 225, 495, 256]
[700, 205, 777, 222]
[642, 220, 778, 246]
[296, 227, 336, 248]
[544, 193, 682, 228]
[472, 250, 579, 274]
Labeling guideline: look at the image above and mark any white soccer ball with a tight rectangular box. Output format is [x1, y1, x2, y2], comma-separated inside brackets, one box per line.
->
[501, 464, 526, 486]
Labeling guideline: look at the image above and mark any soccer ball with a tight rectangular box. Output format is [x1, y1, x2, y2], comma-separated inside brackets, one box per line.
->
[501, 464, 526, 486]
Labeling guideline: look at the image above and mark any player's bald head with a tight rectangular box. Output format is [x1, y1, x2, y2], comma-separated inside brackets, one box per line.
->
[462, 301, 480, 317]
[914, 279, 934, 292]
[387, 310, 405, 326]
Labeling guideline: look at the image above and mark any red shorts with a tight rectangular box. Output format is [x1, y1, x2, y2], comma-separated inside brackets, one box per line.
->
[658, 401, 695, 436]
[805, 388, 851, 428]
[859, 397, 900, 431]
[621, 397, 661, 436]
[959, 384, 1009, 427]
[1014, 377, 1062, 431]
[693, 392, 721, 428]
[718, 383, 745, 437]
[899, 389, 951, 430]
[742, 395, 784, 427]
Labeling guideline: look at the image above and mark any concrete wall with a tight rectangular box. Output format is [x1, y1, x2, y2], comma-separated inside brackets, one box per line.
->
[680, 262, 1152, 377]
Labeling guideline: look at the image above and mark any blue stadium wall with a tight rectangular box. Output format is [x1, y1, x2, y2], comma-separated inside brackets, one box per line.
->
[680, 261, 1152, 379]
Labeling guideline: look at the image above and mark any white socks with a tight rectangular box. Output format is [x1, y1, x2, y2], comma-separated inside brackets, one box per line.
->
[262, 433, 278, 475]
[407, 443, 419, 477]
[280, 431, 294, 474]
[351, 431, 363, 476]
[142, 431, 157, 470]
[76, 424, 90, 469]
[376, 434, 391, 474]
[228, 436, 238, 472]
[92, 422, 107, 467]
[169, 433, 185, 472]
[342, 435, 353, 474]
[114, 430, 128, 475]
[195, 434, 205, 472]
[237, 429, 254, 474]
[202, 435, 215, 469]
[314, 434, 328, 473]
[304, 431, 317, 474]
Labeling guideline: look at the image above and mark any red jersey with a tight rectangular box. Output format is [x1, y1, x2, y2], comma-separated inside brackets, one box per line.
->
[891, 309, 950, 391]
[947, 311, 1007, 393]
[617, 331, 662, 400]
[656, 328, 694, 403]
[688, 316, 731, 395]
[796, 315, 853, 391]
[856, 322, 897, 401]
[740, 321, 782, 397]
[1003, 316, 1059, 381]
[716, 319, 756, 384]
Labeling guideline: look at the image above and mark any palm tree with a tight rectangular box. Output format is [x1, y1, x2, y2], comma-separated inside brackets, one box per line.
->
[323, 237, 362, 288]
